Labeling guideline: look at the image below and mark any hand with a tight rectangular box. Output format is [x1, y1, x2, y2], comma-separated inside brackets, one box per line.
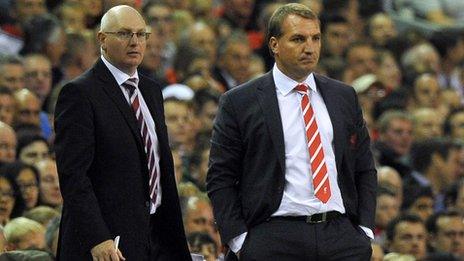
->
[236, 250, 241, 260]
[91, 240, 126, 261]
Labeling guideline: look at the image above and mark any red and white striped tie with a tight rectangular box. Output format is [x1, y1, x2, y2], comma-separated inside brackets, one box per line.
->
[295, 83, 331, 203]
[122, 78, 158, 205]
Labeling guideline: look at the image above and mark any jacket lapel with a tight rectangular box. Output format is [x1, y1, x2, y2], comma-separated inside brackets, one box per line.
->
[314, 74, 343, 171]
[256, 72, 286, 175]
[94, 59, 143, 147]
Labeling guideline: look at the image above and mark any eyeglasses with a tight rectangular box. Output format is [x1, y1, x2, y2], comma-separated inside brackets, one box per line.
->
[104, 31, 151, 41]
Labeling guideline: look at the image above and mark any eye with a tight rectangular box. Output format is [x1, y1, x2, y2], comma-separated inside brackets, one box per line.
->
[117, 31, 131, 38]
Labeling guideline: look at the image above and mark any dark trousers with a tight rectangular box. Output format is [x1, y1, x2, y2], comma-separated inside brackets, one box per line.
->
[239, 215, 372, 261]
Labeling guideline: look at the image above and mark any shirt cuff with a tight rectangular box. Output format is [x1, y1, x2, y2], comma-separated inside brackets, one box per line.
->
[359, 225, 374, 239]
[228, 232, 248, 253]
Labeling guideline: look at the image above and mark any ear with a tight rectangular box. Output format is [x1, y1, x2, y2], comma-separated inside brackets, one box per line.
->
[269, 36, 278, 56]
[97, 32, 107, 51]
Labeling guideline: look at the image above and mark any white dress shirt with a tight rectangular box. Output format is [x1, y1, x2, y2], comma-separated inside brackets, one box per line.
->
[101, 55, 162, 214]
[229, 65, 372, 253]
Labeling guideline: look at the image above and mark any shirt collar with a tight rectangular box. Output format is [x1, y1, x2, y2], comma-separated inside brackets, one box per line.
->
[101, 55, 139, 86]
[272, 64, 317, 96]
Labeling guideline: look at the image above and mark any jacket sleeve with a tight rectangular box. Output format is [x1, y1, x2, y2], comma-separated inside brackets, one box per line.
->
[54, 82, 111, 251]
[206, 93, 248, 245]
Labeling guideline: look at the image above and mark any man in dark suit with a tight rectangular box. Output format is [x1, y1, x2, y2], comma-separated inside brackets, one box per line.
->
[207, 3, 377, 260]
[54, 5, 191, 261]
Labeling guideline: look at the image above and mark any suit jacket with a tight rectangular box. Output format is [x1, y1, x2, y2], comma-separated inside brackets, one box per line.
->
[54, 59, 191, 260]
[207, 72, 377, 247]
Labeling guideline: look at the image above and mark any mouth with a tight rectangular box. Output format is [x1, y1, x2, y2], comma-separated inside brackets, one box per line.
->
[127, 51, 140, 57]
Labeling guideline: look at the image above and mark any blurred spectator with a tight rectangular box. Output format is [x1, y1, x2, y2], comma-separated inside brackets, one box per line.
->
[409, 73, 442, 113]
[386, 214, 427, 260]
[187, 232, 218, 261]
[22, 54, 52, 109]
[444, 107, 464, 140]
[0, 161, 39, 211]
[401, 42, 441, 86]
[0, 87, 16, 126]
[0, 122, 16, 164]
[23, 206, 59, 227]
[352, 74, 388, 119]
[54, 2, 87, 33]
[192, 88, 219, 138]
[373, 110, 414, 177]
[411, 107, 443, 141]
[213, 32, 252, 90]
[20, 14, 67, 87]
[16, 134, 49, 166]
[34, 159, 61, 209]
[404, 186, 435, 222]
[374, 186, 400, 246]
[408, 138, 461, 211]
[343, 42, 378, 84]
[139, 27, 167, 85]
[426, 210, 464, 258]
[13, 89, 40, 128]
[367, 12, 398, 48]
[216, 0, 258, 45]
[0, 55, 25, 91]
[378, 166, 403, 205]
[14, 0, 47, 25]
[0, 173, 25, 226]
[375, 50, 402, 92]
[3, 217, 45, 251]
[44, 216, 59, 257]
[400, 0, 464, 26]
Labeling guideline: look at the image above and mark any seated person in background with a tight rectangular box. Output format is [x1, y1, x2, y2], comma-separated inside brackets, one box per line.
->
[385, 214, 427, 260]
[187, 232, 218, 261]
[3, 217, 45, 251]
[426, 210, 464, 258]
[23, 206, 60, 227]
[34, 159, 62, 209]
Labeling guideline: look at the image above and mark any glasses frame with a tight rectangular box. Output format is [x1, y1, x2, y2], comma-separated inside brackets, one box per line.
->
[104, 31, 151, 41]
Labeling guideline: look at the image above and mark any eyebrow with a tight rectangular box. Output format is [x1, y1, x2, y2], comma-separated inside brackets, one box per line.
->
[118, 27, 146, 32]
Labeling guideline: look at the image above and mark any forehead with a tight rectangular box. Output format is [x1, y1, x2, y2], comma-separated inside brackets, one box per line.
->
[396, 222, 425, 234]
[110, 12, 146, 31]
[280, 14, 320, 36]
[437, 216, 464, 229]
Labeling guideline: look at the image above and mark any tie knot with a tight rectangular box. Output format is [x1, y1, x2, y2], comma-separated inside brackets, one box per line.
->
[295, 83, 309, 94]
[122, 78, 138, 96]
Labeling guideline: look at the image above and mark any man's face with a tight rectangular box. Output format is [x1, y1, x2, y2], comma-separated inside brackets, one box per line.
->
[436, 149, 460, 188]
[15, 93, 40, 126]
[0, 95, 15, 126]
[141, 30, 164, 71]
[413, 111, 443, 140]
[323, 22, 350, 56]
[190, 25, 217, 63]
[198, 101, 217, 133]
[99, 11, 147, 75]
[221, 42, 251, 84]
[414, 76, 441, 108]
[15, 231, 46, 250]
[0, 127, 16, 163]
[450, 112, 464, 140]
[381, 118, 413, 156]
[19, 141, 49, 166]
[0, 177, 14, 225]
[24, 56, 52, 101]
[376, 194, 399, 229]
[224, 0, 254, 19]
[16, 168, 39, 210]
[390, 221, 427, 259]
[186, 201, 215, 235]
[16, 0, 46, 22]
[347, 45, 377, 79]
[409, 196, 434, 222]
[146, 5, 174, 39]
[164, 101, 194, 145]
[433, 216, 464, 256]
[270, 15, 321, 82]
[0, 64, 25, 91]
[36, 160, 62, 207]
[369, 14, 397, 46]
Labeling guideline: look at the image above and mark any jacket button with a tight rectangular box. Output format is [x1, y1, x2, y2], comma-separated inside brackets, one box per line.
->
[145, 201, 150, 207]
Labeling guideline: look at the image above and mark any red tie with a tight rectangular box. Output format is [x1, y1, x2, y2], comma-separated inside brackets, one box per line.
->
[123, 78, 158, 205]
[295, 83, 331, 203]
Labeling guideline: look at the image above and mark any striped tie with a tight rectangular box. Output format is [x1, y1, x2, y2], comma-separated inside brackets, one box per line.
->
[122, 78, 158, 204]
[295, 83, 331, 203]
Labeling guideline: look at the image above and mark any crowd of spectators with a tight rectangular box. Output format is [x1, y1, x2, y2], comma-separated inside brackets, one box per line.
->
[0, 0, 464, 260]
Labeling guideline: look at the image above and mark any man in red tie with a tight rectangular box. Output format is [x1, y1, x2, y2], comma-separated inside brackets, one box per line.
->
[207, 3, 377, 260]
[54, 5, 190, 261]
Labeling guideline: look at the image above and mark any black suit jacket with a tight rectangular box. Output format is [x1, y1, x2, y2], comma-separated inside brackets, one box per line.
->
[207, 72, 377, 246]
[54, 59, 191, 260]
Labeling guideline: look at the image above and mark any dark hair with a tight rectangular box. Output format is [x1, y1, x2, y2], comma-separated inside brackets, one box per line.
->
[402, 186, 434, 210]
[187, 232, 217, 253]
[16, 134, 49, 161]
[444, 179, 464, 208]
[426, 210, 462, 234]
[386, 214, 424, 241]
[320, 13, 348, 33]
[444, 107, 464, 136]
[0, 161, 40, 186]
[192, 88, 220, 116]
[0, 171, 26, 219]
[429, 31, 463, 58]
[266, 3, 318, 56]
[377, 186, 396, 198]
[0, 86, 13, 96]
[20, 14, 63, 55]
[410, 138, 462, 173]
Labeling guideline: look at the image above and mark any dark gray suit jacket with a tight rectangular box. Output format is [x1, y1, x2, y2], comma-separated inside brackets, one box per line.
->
[207, 72, 377, 248]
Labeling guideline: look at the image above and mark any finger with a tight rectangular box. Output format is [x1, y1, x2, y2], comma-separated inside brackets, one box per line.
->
[117, 249, 126, 260]
[109, 249, 120, 261]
